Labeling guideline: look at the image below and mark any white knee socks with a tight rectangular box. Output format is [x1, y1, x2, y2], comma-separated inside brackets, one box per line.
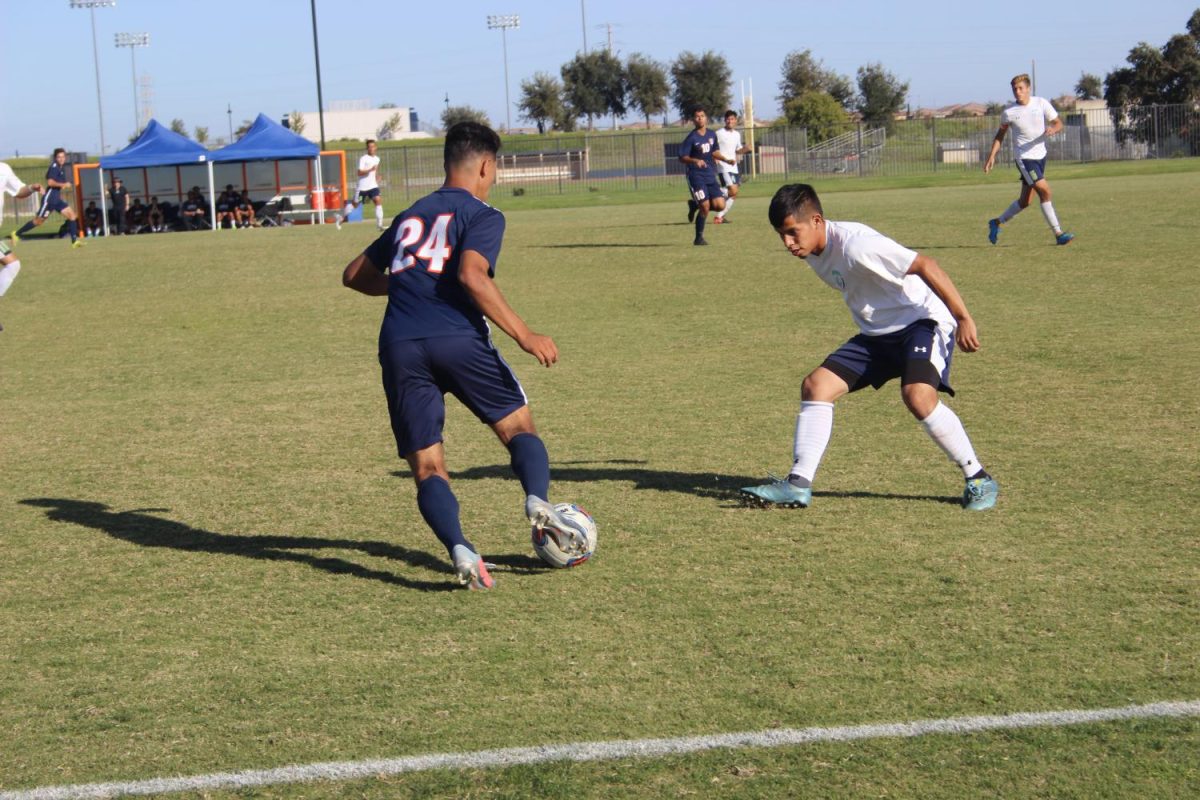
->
[920, 401, 984, 477]
[789, 401, 834, 487]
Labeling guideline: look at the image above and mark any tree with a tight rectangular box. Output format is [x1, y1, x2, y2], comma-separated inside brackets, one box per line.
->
[783, 90, 851, 142]
[193, 126, 208, 145]
[626, 53, 669, 128]
[289, 111, 307, 136]
[561, 50, 627, 130]
[518, 72, 566, 134]
[855, 62, 908, 130]
[169, 118, 187, 135]
[778, 50, 854, 110]
[1075, 72, 1103, 99]
[670, 50, 732, 121]
[441, 105, 490, 130]
[1104, 10, 1200, 152]
[377, 113, 403, 140]
[234, 119, 254, 138]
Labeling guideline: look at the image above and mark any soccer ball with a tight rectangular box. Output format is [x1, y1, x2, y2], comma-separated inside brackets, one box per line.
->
[531, 503, 597, 568]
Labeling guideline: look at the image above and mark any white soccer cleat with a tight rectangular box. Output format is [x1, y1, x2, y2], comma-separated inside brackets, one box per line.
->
[451, 544, 494, 590]
[525, 495, 586, 554]
[335, 216, 342, 230]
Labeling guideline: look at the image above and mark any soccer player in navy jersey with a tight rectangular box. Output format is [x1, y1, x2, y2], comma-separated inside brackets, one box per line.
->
[342, 121, 585, 590]
[679, 107, 726, 246]
[11, 148, 83, 248]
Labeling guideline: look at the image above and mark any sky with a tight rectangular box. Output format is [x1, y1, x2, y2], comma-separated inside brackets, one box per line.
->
[3, 0, 1196, 158]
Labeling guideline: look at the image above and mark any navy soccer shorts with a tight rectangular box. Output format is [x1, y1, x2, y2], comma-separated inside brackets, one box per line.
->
[1016, 158, 1047, 186]
[358, 188, 382, 203]
[821, 319, 957, 396]
[37, 194, 69, 218]
[379, 334, 528, 457]
[687, 171, 723, 203]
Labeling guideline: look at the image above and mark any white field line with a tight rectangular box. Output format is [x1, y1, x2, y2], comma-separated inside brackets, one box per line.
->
[3, 700, 1198, 800]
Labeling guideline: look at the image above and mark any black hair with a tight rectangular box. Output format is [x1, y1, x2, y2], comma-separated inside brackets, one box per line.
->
[444, 122, 501, 171]
[365, 138, 377, 146]
[723, 110, 738, 119]
[768, 183, 824, 228]
[53, 147, 66, 158]
[690, 105, 707, 116]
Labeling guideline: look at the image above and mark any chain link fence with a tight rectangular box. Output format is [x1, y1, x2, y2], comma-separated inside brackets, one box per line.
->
[6, 103, 1197, 225]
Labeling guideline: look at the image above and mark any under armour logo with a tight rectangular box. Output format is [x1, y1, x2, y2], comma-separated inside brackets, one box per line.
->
[914, 346, 928, 353]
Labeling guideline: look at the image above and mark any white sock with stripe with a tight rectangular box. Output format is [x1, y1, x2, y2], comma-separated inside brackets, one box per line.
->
[716, 198, 733, 219]
[375, 204, 385, 226]
[0, 260, 20, 296]
[920, 401, 983, 478]
[1040, 201, 1062, 233]
[997, 200, 1022, 224]
[789, 401, 834, 487]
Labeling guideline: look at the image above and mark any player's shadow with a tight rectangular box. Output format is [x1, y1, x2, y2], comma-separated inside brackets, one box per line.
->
[392, 460, 959, 506]
[17, 497, 549, 591]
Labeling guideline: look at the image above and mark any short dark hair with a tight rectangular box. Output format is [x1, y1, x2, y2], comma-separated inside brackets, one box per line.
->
[443, 121, 501, 171]
[690, 105, 706, 116]
[724, 110, 738, 119]
[53, 147, 66, 158]
[365, 138, 377, 146]
[768, 183, 824, 228]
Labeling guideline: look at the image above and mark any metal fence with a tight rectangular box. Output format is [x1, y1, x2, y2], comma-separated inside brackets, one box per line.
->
[6, 102, 1198, 224]
[319, 101, 1200, 203]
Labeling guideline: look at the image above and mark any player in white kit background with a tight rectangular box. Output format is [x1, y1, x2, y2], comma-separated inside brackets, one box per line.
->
[336, 139, 385, 231]
[712, 110, 751, 224]
[0, 161, 45, 331]
[984, 74, 1075, 246]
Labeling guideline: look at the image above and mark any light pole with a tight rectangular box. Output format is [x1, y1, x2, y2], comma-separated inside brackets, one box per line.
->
[486, 14, 519, 132]
[227, 103, 233, 141]
[114, 32, 149, 137]
[70, 0, 116, 155]
[309, 0, 327, 149]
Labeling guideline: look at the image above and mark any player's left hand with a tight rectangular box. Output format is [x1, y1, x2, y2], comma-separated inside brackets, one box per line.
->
[519, 331, 558, 367]
[956, 316, 980, 352]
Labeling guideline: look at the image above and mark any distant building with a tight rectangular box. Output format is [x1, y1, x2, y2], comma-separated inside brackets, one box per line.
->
[296, 107, 433, 143]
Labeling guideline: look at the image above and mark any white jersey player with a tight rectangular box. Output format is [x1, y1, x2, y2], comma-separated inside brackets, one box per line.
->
[740, 183, 999, 512]
[712, 110, 751, 223]
[336, 139, 385, 231]
[1, 162, 45, 330]
[984, 73, 1074, 246]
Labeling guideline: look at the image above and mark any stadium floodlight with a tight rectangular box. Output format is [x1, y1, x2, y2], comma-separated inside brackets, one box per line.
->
[70, 0, 117, 155]
[486, 14, 520, 132]
[115, 32, 150, 137]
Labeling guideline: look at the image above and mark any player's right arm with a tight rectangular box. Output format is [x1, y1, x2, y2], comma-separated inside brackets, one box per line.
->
[342, 252, 389, 296]
[983, 123, 1008, 173]
[907, 254, 979, 352]
[458, 249, 558, 367]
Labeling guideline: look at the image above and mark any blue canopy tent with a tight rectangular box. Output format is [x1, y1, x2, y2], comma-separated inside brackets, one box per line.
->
[95, 119, 213, 233]
[209, 114, 331, 225]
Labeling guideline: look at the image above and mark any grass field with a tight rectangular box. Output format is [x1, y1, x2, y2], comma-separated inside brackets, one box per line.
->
[1, 166, 1198, 798]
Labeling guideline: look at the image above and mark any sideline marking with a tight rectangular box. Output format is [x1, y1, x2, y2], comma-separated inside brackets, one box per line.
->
[4, 700, 1198, 799]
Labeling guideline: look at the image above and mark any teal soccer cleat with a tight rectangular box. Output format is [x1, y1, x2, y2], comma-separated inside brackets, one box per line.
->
[962, 475, 999, 511]
[1055, 231, 1075, 246]
[740, 474, 812, 508]
[988, 218, 1001, 245]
